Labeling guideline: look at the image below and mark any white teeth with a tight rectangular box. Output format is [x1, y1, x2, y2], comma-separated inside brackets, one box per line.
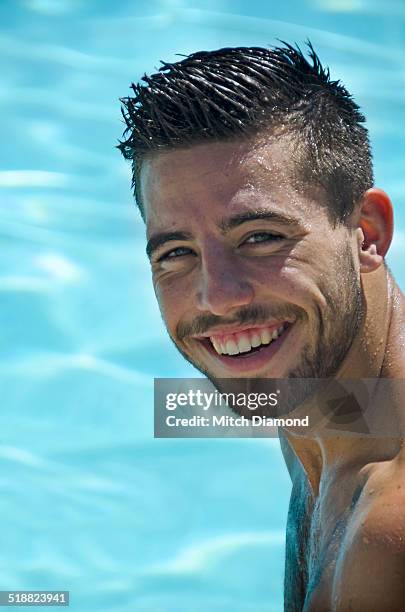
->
[251, 333, 261, 348]
[225, 339, 239, 355]
[212, 338, 222, 354]
[237, 335, 252, 353]
[210, 323, 288, 355]
[260, 329, 271, 345]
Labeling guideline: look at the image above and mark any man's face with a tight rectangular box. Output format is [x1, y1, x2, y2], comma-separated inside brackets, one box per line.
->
[141, 135, 363, 382]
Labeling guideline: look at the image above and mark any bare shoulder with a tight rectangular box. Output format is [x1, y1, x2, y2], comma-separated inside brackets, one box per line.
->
[332, 457, 405, 611]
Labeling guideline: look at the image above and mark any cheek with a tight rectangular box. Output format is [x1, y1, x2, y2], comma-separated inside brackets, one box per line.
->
[259, 252, 337, 324]
[153, 277, 192, 332]
[244, 252, 323, 306]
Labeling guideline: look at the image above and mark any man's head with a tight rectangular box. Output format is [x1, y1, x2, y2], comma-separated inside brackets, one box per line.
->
[118, 42, 393, 382]
[118, 42, 373, 222]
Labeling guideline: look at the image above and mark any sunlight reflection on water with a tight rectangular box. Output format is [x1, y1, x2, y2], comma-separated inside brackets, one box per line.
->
[1, 1, 404, 610]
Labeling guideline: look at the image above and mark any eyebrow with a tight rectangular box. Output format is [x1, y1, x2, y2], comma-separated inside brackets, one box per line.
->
[146, 231, 193, 259]
[218, 209, 299, 232]
[146, 209, 299, 259]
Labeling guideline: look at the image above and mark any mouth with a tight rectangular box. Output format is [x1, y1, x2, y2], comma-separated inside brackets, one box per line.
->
[194, 321, 294, 374]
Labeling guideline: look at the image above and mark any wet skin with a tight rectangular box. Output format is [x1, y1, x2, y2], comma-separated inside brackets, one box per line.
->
[140, 134, 405, 610]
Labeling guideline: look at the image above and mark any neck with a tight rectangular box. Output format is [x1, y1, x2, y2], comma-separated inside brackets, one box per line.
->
[282, 264, 405, 495]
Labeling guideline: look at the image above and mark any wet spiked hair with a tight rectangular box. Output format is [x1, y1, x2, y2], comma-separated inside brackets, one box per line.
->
[118, 41, 373, 221]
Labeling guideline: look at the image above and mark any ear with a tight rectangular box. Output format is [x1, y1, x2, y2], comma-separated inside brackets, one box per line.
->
[356, 188, 393, 274]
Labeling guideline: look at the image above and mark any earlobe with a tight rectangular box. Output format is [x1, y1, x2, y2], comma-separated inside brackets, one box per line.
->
[357, 188, 393, 274]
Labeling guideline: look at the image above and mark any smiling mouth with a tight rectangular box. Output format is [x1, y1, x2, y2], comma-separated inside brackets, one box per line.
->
[210, 322, 289, 355]
[195, 320, 293, 363]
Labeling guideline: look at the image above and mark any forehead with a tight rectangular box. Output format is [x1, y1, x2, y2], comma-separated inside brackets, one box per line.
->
[140, 135, 322, 231]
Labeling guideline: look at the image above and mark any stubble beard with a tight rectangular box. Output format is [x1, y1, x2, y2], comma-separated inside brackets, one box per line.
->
[172, 251, 363, 373]
[165, 246, 364, 417]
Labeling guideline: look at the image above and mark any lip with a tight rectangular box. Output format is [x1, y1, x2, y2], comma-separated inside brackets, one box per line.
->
[193, 320, 294, 340]
[196, 321, 294, 374]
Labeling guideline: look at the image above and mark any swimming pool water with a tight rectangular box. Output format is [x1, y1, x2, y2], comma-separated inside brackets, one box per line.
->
[1, 1, 404, 610]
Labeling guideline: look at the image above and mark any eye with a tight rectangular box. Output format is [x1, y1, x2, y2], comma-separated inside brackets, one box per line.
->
[158, 246, 194, 262]
[243, 231, 284, 244]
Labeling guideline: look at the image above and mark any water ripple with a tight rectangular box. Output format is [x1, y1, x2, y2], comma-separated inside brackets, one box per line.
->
[145, 531, 285, 575]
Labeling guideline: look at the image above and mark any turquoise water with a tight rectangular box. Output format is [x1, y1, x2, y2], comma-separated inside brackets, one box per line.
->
[1, 1, 404, 610]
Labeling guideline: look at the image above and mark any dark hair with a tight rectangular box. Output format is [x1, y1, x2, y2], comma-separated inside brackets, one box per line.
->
[118, 41, 373, 222]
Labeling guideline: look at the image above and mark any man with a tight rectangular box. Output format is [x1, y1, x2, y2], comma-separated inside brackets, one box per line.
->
[118, 43, 405, 610]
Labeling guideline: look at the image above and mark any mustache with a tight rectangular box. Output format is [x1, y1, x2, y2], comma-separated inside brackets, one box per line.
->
[176, 304, 302, 340]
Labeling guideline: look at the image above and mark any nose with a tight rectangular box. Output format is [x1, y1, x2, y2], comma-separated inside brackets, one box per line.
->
[196, 245, 254, 316]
